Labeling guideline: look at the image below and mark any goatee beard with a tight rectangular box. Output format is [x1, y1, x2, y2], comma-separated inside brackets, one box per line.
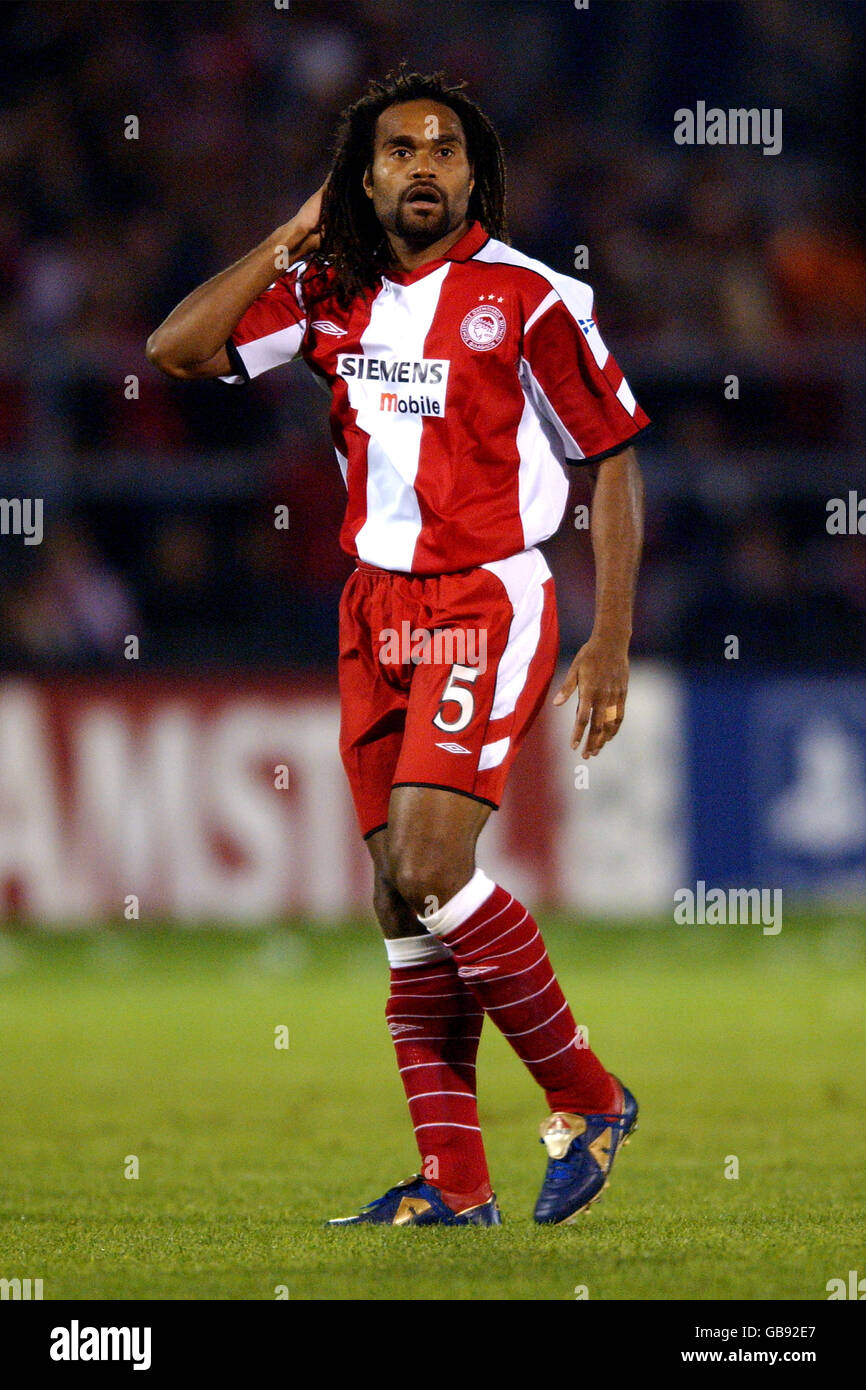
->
[393, 202, 451, 248]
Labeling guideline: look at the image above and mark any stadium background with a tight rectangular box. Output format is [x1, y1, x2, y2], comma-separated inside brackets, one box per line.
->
[1, 0, 865, 1304]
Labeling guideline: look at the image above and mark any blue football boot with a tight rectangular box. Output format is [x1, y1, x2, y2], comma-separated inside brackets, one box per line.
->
[326, 1175, 502, 1227]
[533, 1077, 638, 1224]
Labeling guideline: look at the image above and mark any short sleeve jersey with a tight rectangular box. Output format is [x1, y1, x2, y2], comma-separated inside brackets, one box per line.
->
[221, 221, 649, 575]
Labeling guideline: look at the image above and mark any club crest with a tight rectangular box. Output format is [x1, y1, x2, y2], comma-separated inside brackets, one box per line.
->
[460, 304, 506, 351]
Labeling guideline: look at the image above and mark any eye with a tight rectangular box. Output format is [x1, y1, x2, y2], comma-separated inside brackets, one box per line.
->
[437, 146, 456, 158]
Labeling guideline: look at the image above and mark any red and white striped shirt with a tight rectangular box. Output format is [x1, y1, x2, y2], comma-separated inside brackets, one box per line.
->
[221, 221, 648, 575]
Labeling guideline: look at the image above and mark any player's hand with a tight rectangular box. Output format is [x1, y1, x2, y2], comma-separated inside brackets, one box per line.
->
[283, 182, 328, 260]
[553, 633, 629, 758]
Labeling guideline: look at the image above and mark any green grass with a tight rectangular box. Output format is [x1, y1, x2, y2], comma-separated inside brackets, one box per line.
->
[1, 914, 864, 1300]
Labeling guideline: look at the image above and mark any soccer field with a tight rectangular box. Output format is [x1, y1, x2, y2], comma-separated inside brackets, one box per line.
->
[1, 915, 864, 1302]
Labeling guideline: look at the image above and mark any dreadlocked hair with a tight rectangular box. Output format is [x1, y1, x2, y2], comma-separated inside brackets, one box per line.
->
[311, 66, 509, 309]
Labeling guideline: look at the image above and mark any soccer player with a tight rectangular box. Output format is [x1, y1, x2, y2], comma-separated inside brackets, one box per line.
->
[146, 70, 648, 1227]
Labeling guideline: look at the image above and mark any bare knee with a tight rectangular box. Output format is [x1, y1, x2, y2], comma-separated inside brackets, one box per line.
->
[372, 867, 423, 938]
[367, 828, 420, 939]
[387, 834, 475, 917]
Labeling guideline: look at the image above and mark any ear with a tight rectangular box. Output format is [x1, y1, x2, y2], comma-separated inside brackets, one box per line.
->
[363, 164, 374, 200]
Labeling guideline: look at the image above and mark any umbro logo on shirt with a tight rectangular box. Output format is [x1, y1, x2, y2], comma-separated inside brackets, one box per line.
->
[435, 741, 472, 754]
[312, 320, 347, 336]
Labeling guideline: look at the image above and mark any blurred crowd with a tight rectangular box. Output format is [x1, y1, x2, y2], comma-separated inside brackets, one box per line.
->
[1, 0, 865, 670]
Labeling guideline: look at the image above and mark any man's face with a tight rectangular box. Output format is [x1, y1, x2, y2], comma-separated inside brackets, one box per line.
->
[363, 99, 475, 248]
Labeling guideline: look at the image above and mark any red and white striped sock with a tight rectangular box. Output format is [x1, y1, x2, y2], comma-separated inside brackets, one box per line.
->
[384, 934, 492, 1211]
[422, 870, 617, 1115]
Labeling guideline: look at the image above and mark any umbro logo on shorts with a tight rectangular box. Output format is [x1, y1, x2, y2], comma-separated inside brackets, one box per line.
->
[435, 741, 471, 754]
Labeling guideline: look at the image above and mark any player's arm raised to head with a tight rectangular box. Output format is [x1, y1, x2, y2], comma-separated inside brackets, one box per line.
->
[145, 184, 326, 379]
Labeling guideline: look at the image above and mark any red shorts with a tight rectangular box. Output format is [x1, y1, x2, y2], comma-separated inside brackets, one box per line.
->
[338, 547, 559, 838]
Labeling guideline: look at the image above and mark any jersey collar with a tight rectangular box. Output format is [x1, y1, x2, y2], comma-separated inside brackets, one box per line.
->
[382, 221, 489, 286]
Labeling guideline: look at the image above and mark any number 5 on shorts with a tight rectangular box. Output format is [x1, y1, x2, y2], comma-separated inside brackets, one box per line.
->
[433, 663, 481, 734]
